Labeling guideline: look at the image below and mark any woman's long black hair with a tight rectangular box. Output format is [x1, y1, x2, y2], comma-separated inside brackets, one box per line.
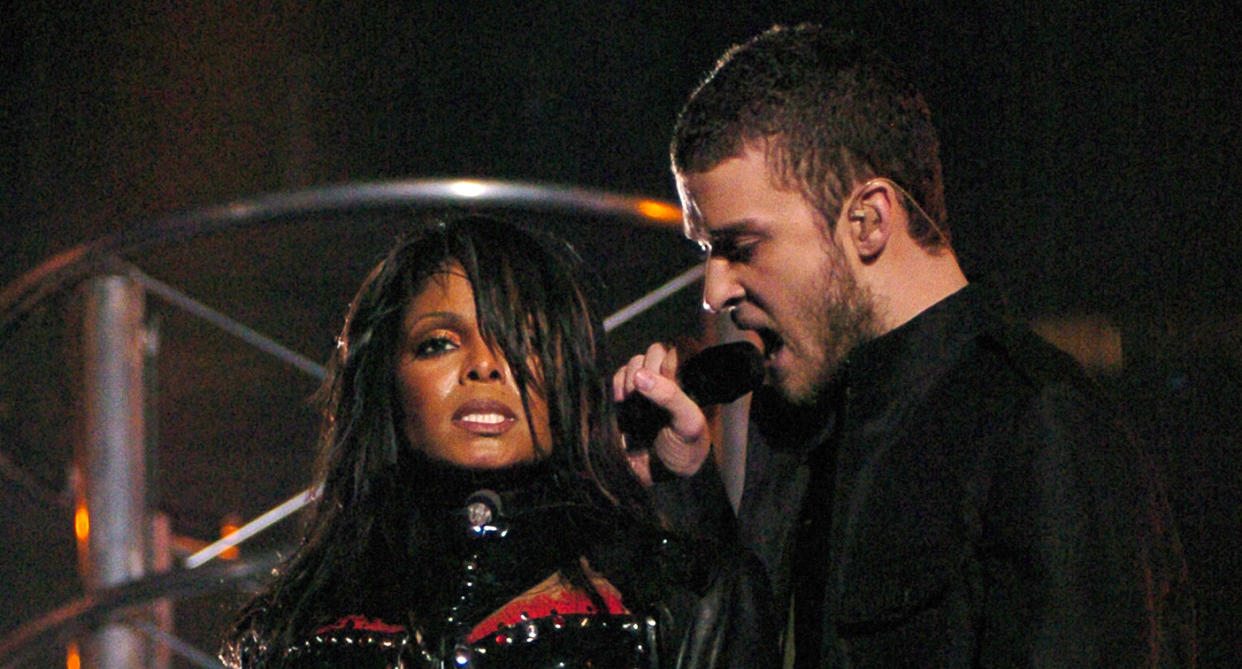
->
[222, 214, 659, 659]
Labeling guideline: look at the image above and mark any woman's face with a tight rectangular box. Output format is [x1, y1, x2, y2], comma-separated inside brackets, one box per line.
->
[395, 264, 551, 469]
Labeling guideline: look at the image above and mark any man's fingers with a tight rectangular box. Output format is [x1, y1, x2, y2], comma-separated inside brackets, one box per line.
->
[633, 368, 707, 439]
[660, 346, 679, 379]
[614, 344, 678, 402]
[625, 448, 653, 488]
[612, 345, 711, 478]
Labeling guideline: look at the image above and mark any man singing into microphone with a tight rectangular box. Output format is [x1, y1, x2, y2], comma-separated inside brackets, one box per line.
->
[615, 24, 1195, 667]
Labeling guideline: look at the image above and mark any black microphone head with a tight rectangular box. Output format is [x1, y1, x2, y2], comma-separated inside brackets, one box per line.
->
[616, 341, 764, 448]
[679, 340, 765, 406]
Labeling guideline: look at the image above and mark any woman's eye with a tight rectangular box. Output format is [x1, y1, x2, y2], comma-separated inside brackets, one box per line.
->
[413, 335, 459, 358]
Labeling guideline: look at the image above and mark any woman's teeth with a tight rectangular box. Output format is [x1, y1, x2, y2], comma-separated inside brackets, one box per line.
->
[461, 413, 506, 424]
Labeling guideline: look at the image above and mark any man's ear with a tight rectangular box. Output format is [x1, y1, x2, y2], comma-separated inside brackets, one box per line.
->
[846, 180, 897, 259]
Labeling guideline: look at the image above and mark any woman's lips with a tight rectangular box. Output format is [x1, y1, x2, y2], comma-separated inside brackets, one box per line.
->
[452, 399, 518, 435]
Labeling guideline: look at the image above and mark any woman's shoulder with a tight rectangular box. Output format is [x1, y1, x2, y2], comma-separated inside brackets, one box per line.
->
[223, 614, 413, 669]
[286, 615, 413, 666]
[302, 613, 410, 645]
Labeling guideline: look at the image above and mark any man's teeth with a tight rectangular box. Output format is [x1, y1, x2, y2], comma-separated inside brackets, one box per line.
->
[461, 413, 507, 424]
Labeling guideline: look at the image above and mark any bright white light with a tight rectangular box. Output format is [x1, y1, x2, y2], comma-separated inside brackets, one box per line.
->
[448, 180, 487, 198]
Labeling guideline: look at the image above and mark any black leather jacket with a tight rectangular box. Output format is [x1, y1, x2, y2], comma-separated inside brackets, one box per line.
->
[672, 283, 1195, 667]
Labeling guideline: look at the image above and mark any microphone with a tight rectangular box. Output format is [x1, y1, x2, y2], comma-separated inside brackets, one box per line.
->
[618, 341, 765, 446]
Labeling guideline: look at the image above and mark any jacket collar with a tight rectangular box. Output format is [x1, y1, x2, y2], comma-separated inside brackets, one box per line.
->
[834, 282, 1005, 427]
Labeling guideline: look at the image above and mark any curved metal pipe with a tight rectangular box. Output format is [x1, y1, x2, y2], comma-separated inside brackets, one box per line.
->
[0, 178, 684, 339]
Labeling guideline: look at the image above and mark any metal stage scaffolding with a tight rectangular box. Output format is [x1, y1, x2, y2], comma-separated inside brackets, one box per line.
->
[0, 179, 750, 668]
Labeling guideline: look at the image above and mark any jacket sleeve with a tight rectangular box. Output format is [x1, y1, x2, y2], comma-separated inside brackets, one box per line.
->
[989, 366, 1197, 667]
[670, 543, 780, 668]
[648, 453, 780, 668]
[649, 453, 738, 541]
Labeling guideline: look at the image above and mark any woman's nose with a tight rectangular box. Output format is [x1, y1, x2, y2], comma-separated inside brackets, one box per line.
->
[463, 344, 505, 383]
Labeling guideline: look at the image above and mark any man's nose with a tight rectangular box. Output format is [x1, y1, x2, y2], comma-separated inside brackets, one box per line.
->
[701, 256, 744, 314]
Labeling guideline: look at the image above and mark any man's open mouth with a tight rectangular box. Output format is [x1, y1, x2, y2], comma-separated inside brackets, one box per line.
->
[756, 328, 782, 359]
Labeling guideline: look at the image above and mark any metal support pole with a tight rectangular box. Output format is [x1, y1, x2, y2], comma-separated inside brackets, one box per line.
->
[78, 275, 148, 668]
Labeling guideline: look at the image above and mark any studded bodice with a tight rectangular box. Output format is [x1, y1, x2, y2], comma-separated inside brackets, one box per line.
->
[281, 609, 659, 668]
[271, 478, 664, 668]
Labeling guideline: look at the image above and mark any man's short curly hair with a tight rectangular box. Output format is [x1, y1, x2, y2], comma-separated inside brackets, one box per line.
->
[671, 24, 949, 248]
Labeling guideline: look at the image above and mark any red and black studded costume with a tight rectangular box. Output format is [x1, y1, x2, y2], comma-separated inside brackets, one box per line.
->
[221, 459, 774, 668]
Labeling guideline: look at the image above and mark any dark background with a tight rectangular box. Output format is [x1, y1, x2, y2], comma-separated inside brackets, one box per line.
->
[2, 2, 1239, 666]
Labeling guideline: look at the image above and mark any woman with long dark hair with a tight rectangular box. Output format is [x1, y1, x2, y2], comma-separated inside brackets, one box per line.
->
[219, 214, 771, 667]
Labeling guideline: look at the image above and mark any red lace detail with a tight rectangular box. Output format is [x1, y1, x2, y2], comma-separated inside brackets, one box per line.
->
[314, 614, 405, 636]
[466, 586, 628, 643]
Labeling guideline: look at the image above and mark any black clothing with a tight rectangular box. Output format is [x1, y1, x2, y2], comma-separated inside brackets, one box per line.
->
[682, 283, 1195, 666]
[222, 457, 775, 668]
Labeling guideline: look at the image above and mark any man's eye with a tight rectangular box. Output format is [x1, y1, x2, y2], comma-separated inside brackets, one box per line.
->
[413, 336, 459, 358]
[715, 238, 756, 263]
